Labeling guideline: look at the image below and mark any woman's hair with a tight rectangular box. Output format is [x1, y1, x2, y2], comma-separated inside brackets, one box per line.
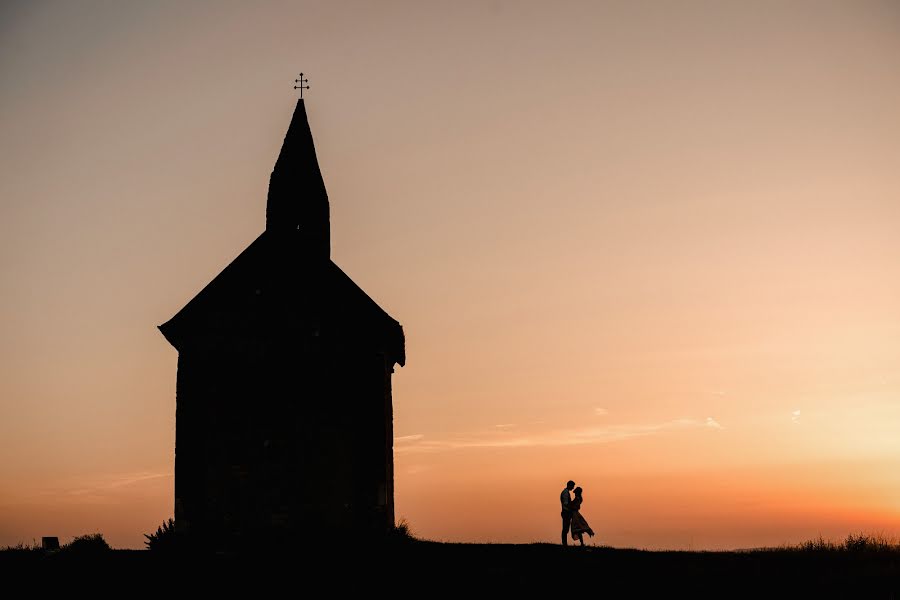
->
[574, 487, 583, 495]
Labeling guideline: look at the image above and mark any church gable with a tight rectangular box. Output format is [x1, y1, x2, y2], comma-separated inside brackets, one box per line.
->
[159, 235, 404, 365]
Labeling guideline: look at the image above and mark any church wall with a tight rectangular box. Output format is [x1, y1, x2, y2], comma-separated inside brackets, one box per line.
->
[174, 337, 395, 549]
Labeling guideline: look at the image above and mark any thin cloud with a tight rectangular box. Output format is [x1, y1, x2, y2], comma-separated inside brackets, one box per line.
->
[791, 410, 801, 424]
[705, 417, 724, 429]
[494, 424, 516, 430]
[594, 408, 609, 417]
[41, 471, 172, 505]
[395, 418, 711, 454]
[105, 471, 170, 489]
[64, 471, 170, 495]
[395, 434, 425, 443]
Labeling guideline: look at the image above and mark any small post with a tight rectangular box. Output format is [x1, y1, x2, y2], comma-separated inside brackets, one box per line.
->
[42, 537, 60, 551]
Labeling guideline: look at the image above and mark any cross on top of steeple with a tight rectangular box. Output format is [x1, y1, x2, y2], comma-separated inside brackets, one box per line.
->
[294, 72, 310, 99]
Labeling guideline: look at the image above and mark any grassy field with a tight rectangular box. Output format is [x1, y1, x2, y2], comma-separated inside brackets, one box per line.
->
[3, 534, 899, 596]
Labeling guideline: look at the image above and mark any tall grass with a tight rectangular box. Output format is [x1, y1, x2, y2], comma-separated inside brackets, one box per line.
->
[795, 533, 899, 553]
[388, 518, 416, 543]
[1, 533, 112, 558]
[1, 541, 44, 555]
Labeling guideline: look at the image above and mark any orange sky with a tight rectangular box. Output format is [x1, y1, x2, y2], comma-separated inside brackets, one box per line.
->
[1, 1, 899, 550]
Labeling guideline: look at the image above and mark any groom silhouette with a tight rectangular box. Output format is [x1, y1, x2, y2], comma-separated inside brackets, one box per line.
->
[560, 480, 576, 545]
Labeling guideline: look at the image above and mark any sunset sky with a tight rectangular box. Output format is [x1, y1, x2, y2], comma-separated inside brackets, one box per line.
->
[1, 0, 899, 550]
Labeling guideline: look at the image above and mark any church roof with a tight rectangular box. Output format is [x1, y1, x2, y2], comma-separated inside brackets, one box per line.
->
[158, 233, 405, 366]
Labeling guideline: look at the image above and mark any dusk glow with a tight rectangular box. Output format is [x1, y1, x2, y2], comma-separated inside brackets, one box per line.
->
[1, 0, 899, 550]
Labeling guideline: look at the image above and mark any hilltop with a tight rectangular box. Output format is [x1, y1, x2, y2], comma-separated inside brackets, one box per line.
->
[3, 537, 898, 596]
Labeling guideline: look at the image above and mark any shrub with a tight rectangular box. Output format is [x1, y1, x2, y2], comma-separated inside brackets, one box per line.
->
[144, 518, 178, 552]
[62, 533, 111, 555]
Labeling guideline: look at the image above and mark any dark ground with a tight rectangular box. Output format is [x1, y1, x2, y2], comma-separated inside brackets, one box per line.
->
[3, 540, 899, 597]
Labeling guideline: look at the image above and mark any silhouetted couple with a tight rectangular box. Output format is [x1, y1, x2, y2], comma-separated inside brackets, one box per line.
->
[560, 480, 594, 546]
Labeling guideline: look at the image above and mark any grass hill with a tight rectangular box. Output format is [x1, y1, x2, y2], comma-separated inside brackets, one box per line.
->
[2, 534, 898, 596]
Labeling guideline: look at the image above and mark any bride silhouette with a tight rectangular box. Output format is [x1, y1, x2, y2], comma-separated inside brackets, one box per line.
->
[570, 487, 595, 546]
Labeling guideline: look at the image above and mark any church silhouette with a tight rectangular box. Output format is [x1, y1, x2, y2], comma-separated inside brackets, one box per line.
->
[159, 99, 406, 549]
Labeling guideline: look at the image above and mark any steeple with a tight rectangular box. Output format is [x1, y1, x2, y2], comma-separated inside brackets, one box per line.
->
[266, 99, 330, 260]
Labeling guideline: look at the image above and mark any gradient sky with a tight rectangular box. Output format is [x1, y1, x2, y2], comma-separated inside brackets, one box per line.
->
[1, 0, 899, 550]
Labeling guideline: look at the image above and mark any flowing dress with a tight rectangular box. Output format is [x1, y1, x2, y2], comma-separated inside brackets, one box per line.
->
[570, 497, 594, 541]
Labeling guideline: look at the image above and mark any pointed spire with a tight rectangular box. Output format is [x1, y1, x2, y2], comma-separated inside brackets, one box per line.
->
[266, 99, 330, 260]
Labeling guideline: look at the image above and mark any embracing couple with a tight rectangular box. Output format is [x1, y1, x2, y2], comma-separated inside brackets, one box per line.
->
[560, 480, 594, 546]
